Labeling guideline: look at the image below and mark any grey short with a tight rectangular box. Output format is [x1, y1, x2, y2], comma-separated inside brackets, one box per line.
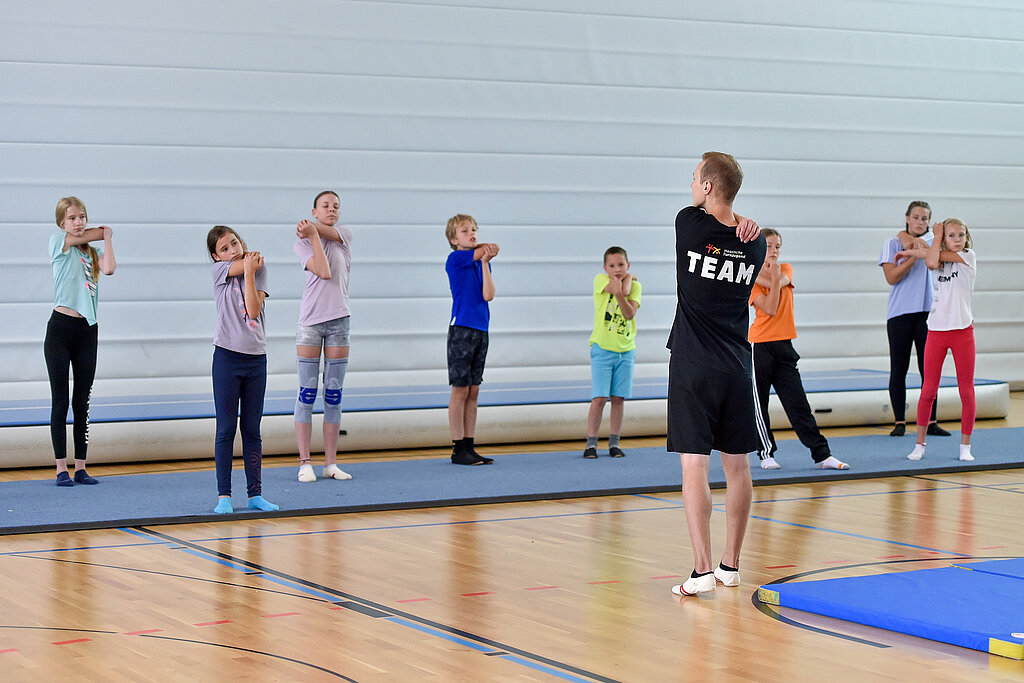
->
[296, 315, 350, 348]
[447, 325, 488, 386]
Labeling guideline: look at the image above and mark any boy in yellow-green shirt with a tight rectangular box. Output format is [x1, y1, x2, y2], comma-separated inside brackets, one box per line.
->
[583, 247, 641, 458]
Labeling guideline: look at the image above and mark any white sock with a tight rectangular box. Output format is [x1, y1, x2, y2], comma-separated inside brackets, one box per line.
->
[817, 455, 849, 470]
[959, 444, 973, 461]
[907, 443, 925, 461]
[298, 463, 316, 482]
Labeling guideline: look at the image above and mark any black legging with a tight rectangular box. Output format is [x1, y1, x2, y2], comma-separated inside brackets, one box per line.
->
[886, 311, 937, 424]
[44, 310, 98, 460]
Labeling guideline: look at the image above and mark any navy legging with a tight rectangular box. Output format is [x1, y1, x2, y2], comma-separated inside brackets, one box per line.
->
[44, 310, 98, 460]
[212, 346, 266, 497]
[886, 311, 938, 424]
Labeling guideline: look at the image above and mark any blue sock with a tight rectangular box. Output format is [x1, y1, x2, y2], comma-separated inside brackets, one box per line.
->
[214, 497, 233, 514]
[56, 471, 74, 487]
[74, 470, 98, 485]
[248, 495, 279, 512]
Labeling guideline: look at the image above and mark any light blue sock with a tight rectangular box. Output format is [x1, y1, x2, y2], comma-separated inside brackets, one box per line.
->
[248, 495, 279, 512]
[214, 497, 233, 514]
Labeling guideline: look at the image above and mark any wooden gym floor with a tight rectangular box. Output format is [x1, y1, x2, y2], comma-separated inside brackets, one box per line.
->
[0, 393, 1021, 681]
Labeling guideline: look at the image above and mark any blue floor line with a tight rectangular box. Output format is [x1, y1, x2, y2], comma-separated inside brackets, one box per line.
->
[496, 653, 594, 682]
[631, 493, 958, 555]
[386, 617, 498, 653]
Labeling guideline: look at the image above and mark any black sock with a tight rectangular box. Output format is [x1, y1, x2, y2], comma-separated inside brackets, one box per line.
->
[691, 569, 713, 578]
[719, 562, 738, 572]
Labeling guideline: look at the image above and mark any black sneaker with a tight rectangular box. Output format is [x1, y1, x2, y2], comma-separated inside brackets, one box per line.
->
[582, 447, 598, 459]
[889, 423, 906, 437]
[608, 446, 625, 458]
[927, 423, 951, 437]
[464, 443, 494, 465]
[452, 449, 484, 465]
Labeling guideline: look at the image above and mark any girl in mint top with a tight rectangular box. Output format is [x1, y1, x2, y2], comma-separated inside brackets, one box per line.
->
[45, 196, 116, 487]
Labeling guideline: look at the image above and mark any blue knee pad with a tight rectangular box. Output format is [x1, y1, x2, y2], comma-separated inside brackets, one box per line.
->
[294, 357, 320, 423]
[323, 357, 348, 424]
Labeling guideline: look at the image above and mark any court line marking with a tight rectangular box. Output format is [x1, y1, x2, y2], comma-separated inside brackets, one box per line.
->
[131, 526, 619, 683]
[0, 626, 357, 678]
[6, 552, 330, 604]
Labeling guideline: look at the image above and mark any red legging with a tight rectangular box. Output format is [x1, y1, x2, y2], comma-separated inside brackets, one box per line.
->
[916, 326, 975, 436]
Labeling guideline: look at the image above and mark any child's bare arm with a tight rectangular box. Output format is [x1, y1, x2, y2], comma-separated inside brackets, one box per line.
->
[480, 245, 497, 301]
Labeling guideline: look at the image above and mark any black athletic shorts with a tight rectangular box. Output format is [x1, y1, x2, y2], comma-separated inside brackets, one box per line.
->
[447, 325, 488, 386]
[666, 353, 764, 455]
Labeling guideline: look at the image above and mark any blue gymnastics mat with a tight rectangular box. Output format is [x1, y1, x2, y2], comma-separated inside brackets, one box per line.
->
[757, 561, 1024, 659]
[0, 370, 1001, 427]
[1, 426, 1022, 536]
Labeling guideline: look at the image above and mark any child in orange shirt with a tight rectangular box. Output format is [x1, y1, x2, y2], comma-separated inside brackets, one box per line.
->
[749, 229, 848, 471]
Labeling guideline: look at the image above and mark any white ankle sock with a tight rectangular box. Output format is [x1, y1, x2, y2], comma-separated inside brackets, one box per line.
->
[907, 443, 925, 461]
[959, 444, 973, 461]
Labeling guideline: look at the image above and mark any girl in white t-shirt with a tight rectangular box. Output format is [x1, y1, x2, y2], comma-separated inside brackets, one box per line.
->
[897, 219, 977, 462]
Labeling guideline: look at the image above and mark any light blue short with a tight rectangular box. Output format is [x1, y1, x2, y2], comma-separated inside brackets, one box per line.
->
[296, 315, 350, 348]
[590, 344, 635, 399]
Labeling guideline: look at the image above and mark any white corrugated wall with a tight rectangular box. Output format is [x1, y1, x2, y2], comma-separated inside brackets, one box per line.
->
[2, 1, 1022, 402]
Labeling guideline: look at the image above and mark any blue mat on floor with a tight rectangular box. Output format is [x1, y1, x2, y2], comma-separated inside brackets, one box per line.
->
[758, 561, 1024, 659]
[2, 426, 1022, 535]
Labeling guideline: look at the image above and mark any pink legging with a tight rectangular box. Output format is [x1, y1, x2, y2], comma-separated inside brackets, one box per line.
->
[916, 326, 975, 436]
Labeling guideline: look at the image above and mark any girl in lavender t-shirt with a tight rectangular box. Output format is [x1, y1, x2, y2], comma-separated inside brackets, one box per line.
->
[293, 191, 354, 483]
[208, 225, 278, 514]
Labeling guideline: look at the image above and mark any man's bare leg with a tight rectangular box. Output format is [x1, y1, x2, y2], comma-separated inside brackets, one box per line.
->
[680, 452, 713, 574]
[719, 452, 753, 569]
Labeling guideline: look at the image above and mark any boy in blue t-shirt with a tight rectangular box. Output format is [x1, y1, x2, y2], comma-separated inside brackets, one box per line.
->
[444, 214, 499, 465]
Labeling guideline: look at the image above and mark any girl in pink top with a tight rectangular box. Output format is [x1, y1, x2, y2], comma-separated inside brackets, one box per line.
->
[293, 191, 354, 483]
[897, 219, 977, 463]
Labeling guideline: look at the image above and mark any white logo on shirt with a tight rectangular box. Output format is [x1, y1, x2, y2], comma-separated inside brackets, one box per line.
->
[685, 251, 756, 285]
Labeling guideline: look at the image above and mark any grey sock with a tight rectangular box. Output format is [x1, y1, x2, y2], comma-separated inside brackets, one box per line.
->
[586, 435, 598, 449]
[609, 433, 620, 448]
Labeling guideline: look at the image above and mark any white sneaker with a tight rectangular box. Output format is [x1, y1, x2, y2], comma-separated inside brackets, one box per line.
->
[713, 565, 740, 587]
[817, 456, 850, 470]
[671, 573, 716, 596]
[760, 457, 781, 470]
[323, 464, 352, 480]
[297, 464, 316, 483]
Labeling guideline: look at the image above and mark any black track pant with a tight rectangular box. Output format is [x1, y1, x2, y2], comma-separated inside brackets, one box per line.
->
[886, 311, 937, 424]
[753, 340, 830, 463]
[44, 311, 98, 460]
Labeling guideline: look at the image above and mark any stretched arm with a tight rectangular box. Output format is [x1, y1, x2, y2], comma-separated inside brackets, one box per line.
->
[480, 244, 497, 301]
[242, 252, 267, 319]
[751, 262, 783, 316]
[755, 266, 790, 289]
[315, 222, 342, 243]
[297, 220, 332, 279]
[899, 246, 966, 267]
[923, 221, 944, 269]
[226, 260, 245, 277]
[62, 227, 106, 251]
[472, 243, 500, 261]
[97, 226, 116, 275]
[609, 274, 639, 321]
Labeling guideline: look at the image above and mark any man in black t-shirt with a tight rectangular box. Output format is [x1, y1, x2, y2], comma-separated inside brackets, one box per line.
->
[667, 152, 768, 598]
